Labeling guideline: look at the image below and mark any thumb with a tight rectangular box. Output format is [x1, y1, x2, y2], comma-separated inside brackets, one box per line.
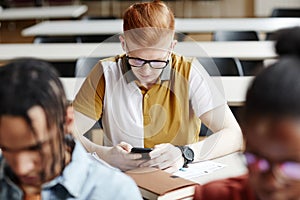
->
[119, 141, 133, 152]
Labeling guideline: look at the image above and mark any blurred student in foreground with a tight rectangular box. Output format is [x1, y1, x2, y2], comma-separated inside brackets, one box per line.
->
[194, 56, 300, 200]
[0, 59, 142, 200]
[274, 26, 300, 57]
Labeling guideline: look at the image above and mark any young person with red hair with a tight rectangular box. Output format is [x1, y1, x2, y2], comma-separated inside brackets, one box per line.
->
[73, 0, 242, 172]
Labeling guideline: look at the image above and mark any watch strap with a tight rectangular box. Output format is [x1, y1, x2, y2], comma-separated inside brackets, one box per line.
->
[176, 145, 193, 168]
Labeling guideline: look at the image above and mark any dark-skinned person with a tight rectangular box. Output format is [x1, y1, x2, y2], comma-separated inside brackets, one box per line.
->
[274, 26, 300, 57]
[194, 56, 300, 200]
[0, 59, 142, 200]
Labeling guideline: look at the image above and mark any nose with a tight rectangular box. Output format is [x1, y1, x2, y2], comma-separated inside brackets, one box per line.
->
[12, 152, 36, 176]
[140, 63, 152, 74]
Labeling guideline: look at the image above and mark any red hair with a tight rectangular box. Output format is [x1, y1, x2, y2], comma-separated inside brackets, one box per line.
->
[123, 0, 175, 48]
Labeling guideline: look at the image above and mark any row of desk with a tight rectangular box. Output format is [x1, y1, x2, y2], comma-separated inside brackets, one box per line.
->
[60, 76, 253, 107]
[0, 40, 269, 106]
[0, 41, 270, 107]
[0, 5, 88, 20]
[0, 41, 277, 62]
[3, 6, 294, 187]
[22, 17, 300, 36]
[1, 9, 259, 185]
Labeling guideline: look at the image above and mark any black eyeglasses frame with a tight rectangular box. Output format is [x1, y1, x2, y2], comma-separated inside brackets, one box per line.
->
[126, 56, 169, 69]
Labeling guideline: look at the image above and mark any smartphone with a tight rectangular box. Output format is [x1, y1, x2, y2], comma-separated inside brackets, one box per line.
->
[131, 147, 153, 159]
[131, 147, 153, 153]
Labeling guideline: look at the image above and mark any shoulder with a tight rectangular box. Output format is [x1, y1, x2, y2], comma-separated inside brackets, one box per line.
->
[68, 145, 142, 199]
[86, 156, 142, 199]
[89, 160, 137, 187]
[171, 53, 194, 66]
[99, 55, 123, 70]
[170, 53, 195, 78]
[92, 168, 142, 199]
[171, 53, 205, 75]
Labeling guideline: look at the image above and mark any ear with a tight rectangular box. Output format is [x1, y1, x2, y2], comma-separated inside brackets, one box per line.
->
[119, 35, 126, 52]
[171, 40, 177, 51]
[64, 105, 74, 134]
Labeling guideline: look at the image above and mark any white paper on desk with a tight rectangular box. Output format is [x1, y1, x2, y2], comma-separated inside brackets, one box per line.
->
[173, 161, 226, 180]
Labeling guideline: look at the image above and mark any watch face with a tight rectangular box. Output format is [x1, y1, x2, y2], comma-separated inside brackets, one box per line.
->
[183, 147, 194, 162]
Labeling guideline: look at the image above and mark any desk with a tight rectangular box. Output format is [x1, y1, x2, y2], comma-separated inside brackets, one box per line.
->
[213, 76, 253, 106]
[22, 17, 300, 36]
[175, 18, 300, 33]
[190, 152, 247, 185]
[60, 76, 253, 106]
[0, 5, 88, 21]
[0, 41, 277, 62]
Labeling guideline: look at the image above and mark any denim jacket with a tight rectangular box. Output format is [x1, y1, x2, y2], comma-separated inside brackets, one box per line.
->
[0, 141, 142, 200]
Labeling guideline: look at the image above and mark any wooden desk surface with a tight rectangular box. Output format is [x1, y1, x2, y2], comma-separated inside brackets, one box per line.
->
[0, 41, 276, 62]
[0, 5, 88, 20]
[22, 17, 300, 36]
[60, 76, 253, 106]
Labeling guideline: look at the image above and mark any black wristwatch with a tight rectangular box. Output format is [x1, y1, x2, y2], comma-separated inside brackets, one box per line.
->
[176, 146, 194, 168]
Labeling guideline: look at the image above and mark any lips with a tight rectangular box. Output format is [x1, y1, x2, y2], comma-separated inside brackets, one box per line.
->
[140, 74, 151, 78]
[19, 175, 40, 185]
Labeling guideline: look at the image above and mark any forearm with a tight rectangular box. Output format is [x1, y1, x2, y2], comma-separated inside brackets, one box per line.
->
[188, 128, 243, 162]
[72, 113, 113, 163]
[76, 133, 112, 158]
[190, 104, 244, 162]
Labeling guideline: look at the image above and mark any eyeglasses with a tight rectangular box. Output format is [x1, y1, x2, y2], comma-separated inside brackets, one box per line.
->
[126, 56, 169, 69]
[244, 152, 300, 180]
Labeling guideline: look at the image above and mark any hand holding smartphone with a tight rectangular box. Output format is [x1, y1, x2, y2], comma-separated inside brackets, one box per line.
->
[131, 147, 153, 159]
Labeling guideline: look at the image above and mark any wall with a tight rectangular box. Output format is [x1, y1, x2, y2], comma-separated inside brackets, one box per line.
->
[84, 0, 254, 18]
[254, 0, 300, 17]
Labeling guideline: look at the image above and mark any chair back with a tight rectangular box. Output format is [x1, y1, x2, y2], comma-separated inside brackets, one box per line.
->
[79, 34, 120, 43]
[33, 36, 78, 77]
[213, 31, 259, 41]
[197, 57, 244, 76]
[7, 0, 39, 7]
[271, 8, 300, 17]
[34, 36, 81, 43]
[213, 31, 263, 75]
[240, 60, 264, 76]
[75, 57, 101, 77]
[44, 0, 75, 6]
[267, 8, 300, 40]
